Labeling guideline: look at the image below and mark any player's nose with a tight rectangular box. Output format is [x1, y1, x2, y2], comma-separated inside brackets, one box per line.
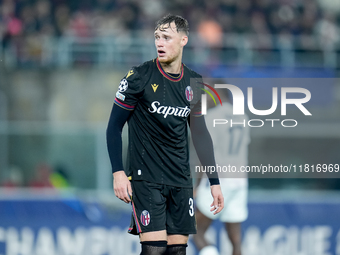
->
[156, 39, 164, 48]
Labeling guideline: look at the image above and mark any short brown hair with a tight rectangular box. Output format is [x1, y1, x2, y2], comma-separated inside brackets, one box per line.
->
[155, 14, 189, 36]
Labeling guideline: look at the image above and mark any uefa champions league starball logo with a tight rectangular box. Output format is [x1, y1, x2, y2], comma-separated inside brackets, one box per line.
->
[118, 79, 128, 92]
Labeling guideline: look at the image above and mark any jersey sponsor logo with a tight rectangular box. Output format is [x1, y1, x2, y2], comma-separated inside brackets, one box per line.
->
[186, 86, 194, 101]
[116, 91, 126, 101]
[140, 210, 150, 226]
[126, 70, 134, 78]
[118, 79, 128, 92]
[148, 101, 191, 118]
[151, 83, 159, 92]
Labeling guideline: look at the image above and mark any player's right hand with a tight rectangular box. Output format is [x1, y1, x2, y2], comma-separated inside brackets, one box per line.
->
[113, 171, 132, 203]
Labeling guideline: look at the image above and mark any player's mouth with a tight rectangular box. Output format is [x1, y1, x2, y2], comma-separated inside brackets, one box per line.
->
[157, 50, 166, 57]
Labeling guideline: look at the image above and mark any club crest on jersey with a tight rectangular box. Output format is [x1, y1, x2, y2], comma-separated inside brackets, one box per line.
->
[185, 86, 194, 102]
[140, 210, 150, 226]
[118, 79, 128, 92]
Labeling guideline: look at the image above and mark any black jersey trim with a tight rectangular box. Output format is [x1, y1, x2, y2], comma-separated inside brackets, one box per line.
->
[156, 58, 184, 82]
[114, 98, 135, 111]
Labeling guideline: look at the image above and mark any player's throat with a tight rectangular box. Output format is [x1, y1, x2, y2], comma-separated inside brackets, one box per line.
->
[157, 57, 182, 74]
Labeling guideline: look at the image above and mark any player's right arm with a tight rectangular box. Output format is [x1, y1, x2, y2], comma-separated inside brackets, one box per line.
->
[106, 68, 143, 203]
[106, 104, 132, 203]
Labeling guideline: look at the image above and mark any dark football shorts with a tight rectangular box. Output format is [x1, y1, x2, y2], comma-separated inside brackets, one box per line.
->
[128, 180, 197, 235]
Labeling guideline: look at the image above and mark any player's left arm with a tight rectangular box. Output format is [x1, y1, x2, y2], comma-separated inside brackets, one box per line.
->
[106, 67, 143, 203]
[189, 115, 224, 214]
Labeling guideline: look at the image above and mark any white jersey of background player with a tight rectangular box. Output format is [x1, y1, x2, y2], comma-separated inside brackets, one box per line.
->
[194, 91, 251, 255]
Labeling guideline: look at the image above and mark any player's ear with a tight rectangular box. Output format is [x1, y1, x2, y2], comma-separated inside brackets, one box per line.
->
[181, 35, 188, 47]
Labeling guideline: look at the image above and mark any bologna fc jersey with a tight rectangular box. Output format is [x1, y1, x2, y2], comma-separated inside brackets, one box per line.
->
[114, 58, 202, 187]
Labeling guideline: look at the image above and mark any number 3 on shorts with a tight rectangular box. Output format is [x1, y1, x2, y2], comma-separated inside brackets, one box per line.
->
[189, 198, 194, 216]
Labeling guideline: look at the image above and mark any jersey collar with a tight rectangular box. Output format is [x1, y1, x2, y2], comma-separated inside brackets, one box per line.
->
[156, 58, 184, 82]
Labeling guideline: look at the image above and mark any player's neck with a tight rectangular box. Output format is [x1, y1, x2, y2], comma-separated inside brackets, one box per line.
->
[159, 57, 182, 74]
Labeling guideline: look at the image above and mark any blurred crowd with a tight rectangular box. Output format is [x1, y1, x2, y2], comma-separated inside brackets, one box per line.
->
[0, 0, 338, 67]
[1, 163, 70, 189]
[0, 0, 339, 44]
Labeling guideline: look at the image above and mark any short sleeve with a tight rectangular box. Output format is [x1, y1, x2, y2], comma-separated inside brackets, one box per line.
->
[114, 68, 144, 111]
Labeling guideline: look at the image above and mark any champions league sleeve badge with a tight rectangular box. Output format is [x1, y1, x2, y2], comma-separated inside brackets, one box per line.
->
[118, 79, 129, 92]
[116, 91, 126, 101]
[185, 86, 193, 102]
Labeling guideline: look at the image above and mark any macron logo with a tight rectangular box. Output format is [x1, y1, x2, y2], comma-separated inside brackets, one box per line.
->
[148, 101, 191, 118]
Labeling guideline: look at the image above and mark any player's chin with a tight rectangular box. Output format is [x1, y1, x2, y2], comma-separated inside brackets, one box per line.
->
[157, 55, 168, 62]
[158, 56, 173, 64]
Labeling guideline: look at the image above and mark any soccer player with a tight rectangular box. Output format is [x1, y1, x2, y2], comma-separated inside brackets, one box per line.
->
[106, 14, 224, 255]
[193, 88, 250, 255]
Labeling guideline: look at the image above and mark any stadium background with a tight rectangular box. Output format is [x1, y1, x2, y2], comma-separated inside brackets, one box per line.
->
[0, 0, 340, 254]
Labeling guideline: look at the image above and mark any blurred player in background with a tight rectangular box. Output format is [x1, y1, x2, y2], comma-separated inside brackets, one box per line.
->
[106, 14, 224, 255]
[193, 86, 250, 255]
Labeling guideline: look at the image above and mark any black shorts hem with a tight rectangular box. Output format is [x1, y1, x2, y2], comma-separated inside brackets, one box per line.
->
[128, 226, 167, 236]
[128, 229, 196, 236]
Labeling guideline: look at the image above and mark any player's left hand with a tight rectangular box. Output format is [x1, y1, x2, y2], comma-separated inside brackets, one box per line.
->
[210, 184, 224, 215]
